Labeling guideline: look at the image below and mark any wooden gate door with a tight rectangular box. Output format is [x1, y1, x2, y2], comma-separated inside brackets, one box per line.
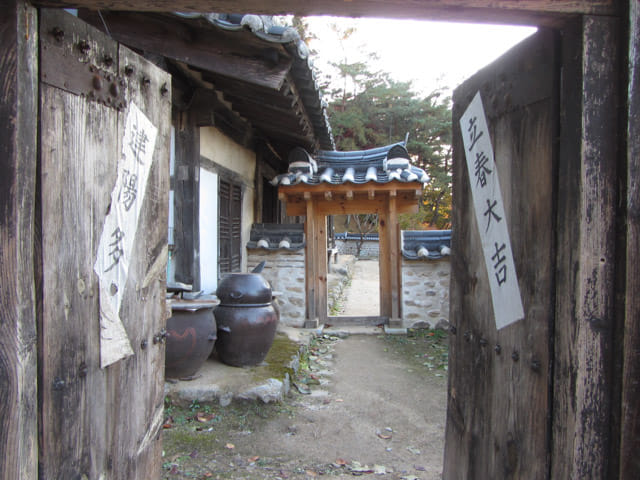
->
[38, 10, 170, 479]
[444, 30, 557, 479]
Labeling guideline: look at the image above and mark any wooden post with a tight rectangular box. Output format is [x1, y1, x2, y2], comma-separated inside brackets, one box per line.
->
[304, 194, 318, 328]
[621, 2, 640, 477]
[378, 198, 392, 319]
[388, 191, 402, 326]
[172, 109, 200, 287]
[552, 16, 621, 479]
[315, 214, 328, 325]
[0, 2, 38, 479]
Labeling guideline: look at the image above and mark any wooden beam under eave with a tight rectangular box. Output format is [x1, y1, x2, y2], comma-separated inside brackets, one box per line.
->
[35, 1, 618, 27]
[79, 10, 291, 91]
[280, 181, 423, 197]
[324, 191, 333, 201]
[282, 192, 420, 216]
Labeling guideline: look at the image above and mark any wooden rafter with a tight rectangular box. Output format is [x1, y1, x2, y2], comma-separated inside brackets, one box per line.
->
[79, 10, 292, 90]
[38, 1, 618, 26]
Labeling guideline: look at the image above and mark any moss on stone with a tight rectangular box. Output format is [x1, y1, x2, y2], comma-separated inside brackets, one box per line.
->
[249, 333, 302, 382]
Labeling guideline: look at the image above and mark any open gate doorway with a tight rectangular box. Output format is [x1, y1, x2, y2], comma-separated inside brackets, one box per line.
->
[330, 214, 382, 320]
[275, 144, 429, 329]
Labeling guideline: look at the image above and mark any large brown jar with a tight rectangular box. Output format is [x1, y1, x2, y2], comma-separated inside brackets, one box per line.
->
[214, 273, 278, 366]
[165, 301, 217, 379]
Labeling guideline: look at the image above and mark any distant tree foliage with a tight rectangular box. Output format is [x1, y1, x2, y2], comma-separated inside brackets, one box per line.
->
[286, 19, 453, 229]
[321, 35, 452, 229]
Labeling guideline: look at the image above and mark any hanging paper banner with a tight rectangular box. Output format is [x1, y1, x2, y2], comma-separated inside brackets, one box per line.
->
[94, 102, 158, 367]
[460, 91, 524, 329]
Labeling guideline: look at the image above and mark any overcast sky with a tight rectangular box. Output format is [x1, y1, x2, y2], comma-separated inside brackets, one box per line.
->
[304, 17, 537, 98]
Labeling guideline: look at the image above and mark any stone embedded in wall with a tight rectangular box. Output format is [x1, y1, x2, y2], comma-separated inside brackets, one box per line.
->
[401, 257, 450, 329]
[248, 250, 306, 328]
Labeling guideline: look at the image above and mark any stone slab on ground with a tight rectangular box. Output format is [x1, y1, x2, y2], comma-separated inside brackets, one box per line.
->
[164, 326, 314, 406]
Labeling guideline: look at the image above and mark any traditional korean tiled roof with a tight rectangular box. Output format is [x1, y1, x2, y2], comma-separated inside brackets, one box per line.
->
[245, 223, 305, 251]
[272, 143, 430, 187]
[401, 230, 452, 260]
[173, 13, 334, 151]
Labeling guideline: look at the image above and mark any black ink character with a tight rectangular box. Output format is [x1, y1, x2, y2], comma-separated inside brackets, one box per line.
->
[483, 199, 502, 232]
[467, 116, 484, 151]
[118, 169, 138, 211]
[474, 151, 492, 188]
[105, 227, 125, 273]
[129, 122, 149, 164]
[491, 242, 508, 286]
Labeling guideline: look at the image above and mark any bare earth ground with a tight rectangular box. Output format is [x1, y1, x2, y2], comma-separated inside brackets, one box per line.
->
[162, 260, 447, 479]
[337, 259, 380, 316]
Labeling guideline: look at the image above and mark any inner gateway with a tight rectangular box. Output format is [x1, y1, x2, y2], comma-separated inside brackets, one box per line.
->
[329, 214, 381, 319]
[274, 143, 429, 328]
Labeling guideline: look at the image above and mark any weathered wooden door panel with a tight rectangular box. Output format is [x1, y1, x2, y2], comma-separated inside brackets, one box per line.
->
[39, 9, 170, 479]
[444, 29, 557, 479]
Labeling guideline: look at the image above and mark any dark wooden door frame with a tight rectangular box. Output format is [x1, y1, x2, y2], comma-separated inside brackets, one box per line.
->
[2, 2, 636, 480]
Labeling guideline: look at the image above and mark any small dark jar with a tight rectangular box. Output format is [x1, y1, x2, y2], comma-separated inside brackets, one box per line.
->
[165, 301, 217, 379]
[214, 273, 279, 367]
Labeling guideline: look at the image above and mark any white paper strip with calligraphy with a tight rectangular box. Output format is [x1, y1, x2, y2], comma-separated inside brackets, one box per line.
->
[94, 103, 158, 368]
[460, 92, 524, 329]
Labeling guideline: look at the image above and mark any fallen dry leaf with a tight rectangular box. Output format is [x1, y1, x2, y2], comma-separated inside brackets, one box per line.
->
[377, 432, 392, 440]
[225, 443, 235, 450]
[305, 469, 318, 477]
[248, 456, 260, 462]
[335, 458, 348, 466]
[196, 412, 215, 423]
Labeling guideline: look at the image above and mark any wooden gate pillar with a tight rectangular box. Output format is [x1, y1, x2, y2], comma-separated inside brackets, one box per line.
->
[0, 1, 39, 479]
[303, 194, 328, 328]
[379, 192, 402, 326]
[304, 193, 317, 327]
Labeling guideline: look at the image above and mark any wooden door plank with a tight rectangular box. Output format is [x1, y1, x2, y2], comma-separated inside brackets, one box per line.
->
[621, 2, 640, 477]
[105, 44, 171, 480]
[39, 9, 170, 479]
[551, 16, 620, 480]
[39, 8, 119, 477]
[0, 2, 38, 479]
[445, 29, 557, 479]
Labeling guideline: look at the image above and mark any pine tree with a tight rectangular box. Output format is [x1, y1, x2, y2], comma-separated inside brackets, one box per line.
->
[326, 61, 453, 229]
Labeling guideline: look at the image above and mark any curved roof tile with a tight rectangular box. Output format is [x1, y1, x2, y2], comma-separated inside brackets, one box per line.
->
[273, 143, 430, 186]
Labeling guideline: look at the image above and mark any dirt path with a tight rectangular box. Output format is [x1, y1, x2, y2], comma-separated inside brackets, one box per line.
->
[339, 259, 380, 316]
[163, 334, 447, 479]
[162, 260, 447, 479]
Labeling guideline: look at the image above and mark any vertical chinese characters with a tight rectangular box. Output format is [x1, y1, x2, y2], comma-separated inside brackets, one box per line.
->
[460, 92, 524, 329]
